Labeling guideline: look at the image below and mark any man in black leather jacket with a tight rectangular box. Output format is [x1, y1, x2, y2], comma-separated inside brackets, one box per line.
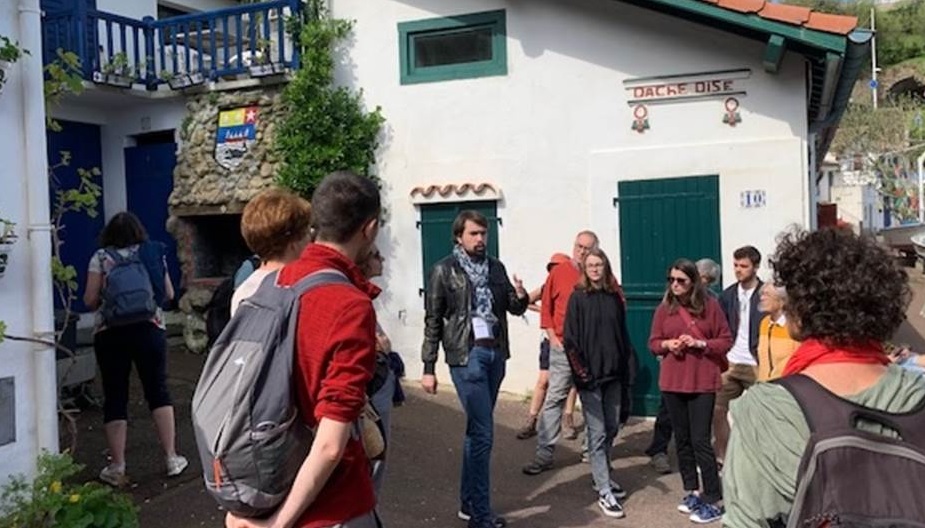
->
[421, 210, 528, 528]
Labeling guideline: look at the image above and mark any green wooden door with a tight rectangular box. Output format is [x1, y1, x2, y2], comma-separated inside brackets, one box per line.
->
[617, 175, 721, 416]
[418, 201, 500, 290]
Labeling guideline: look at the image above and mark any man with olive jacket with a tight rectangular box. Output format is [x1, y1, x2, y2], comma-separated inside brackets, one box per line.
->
[421, 210, 528, 528]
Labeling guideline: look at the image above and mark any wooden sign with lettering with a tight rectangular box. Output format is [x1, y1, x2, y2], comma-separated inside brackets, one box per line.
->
[623, 69, 750, 105]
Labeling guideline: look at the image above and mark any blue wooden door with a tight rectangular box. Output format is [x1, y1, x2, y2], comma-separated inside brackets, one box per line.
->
[617, 175, 721, 416]
[46, 120, 105, 313]
[125, 143, 181, 301]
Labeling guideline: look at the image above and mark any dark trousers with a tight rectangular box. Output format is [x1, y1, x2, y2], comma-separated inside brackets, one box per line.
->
[449, 346, 505, 523]
[645, 396, 673, 457]
[662, 392, 722, 504]
[94, 322, 172, 423]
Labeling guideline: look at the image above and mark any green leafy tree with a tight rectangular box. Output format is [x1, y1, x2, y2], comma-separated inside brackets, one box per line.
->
[274, 0, 385, 197]
[831, 98, 925, 222]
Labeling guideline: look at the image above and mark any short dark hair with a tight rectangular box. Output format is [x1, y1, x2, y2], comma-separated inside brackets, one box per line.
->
[452, 210, 488, 242]
[310, 171, 381, 244]
[99, 211, 148, 248]
[772, 228, 910, 345]
[662, 258, 708, 315]
[733, 245, 762, 266]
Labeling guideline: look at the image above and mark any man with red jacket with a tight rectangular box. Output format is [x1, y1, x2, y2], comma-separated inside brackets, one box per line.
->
[225, 171, 382, 528]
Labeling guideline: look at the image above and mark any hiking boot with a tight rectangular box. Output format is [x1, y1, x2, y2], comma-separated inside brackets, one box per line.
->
[650, 452, 672, 474]
[522, 459, 553, 475]
[597, 493, 625, 519]
[99, 464, 128, 487]
[689, 502, 724, 524]
[166, 455, 189, 477]
[591, 479, 628, 500]
[516, 417, 538, 440]
[678, 492, 703, 514]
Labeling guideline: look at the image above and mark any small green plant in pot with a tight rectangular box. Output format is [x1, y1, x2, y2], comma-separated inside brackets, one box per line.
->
[0, 452, 139, 528]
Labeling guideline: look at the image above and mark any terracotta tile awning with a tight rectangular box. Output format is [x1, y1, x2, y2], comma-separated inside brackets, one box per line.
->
[699, 0, 858, 35]
[410, 183, 502, 204]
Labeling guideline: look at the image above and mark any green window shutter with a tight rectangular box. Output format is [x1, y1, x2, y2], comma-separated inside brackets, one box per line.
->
[419, 201, 499, 290]
[616, 175, 721, 416]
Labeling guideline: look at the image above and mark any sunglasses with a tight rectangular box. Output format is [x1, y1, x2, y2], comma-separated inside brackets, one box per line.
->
[666, 276, 690, 285]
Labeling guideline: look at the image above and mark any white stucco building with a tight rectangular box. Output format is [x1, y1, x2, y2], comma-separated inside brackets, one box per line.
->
[0, 0, 59, 480]
[329, 0, 871, 413]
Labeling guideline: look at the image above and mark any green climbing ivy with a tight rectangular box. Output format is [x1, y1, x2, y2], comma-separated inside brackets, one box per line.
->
[273, 0, 385, 197]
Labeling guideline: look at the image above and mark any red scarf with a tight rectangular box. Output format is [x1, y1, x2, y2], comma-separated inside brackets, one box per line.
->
[782, 338, 890, 376]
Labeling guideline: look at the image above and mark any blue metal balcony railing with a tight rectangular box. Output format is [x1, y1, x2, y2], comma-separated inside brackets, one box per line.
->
[42, 0, 302, 90]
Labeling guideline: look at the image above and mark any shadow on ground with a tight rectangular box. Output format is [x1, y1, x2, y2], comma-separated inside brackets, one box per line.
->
[58, 270, 925, 527]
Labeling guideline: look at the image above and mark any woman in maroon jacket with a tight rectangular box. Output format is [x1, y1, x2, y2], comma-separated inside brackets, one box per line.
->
[648, 259, 733, 524]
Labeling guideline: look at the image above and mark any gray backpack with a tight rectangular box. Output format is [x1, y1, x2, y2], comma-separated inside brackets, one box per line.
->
[100, 247, 158, 326]
[191, 268, 349, 518]
[775, 375, 925, 528]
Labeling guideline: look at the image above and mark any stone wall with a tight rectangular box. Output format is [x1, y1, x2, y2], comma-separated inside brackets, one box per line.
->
[169, 87, 285, 214]
[168, 85, 287, 353]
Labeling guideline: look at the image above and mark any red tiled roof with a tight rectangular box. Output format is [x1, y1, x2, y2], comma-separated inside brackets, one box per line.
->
[700, 0, 858, 35]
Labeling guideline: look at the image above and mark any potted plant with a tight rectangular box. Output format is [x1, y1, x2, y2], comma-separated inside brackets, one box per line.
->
[92, 52, 133, 88]
[0, 36, 29, 92]
[248, 39, 280, 77]
[0, 216, 17, 279]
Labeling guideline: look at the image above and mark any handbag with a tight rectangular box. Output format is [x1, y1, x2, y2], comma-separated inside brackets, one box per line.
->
[677, 307, 729, 373]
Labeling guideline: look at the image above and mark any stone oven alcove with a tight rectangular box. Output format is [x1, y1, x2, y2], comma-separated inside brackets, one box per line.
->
[171, 214, 251, 283]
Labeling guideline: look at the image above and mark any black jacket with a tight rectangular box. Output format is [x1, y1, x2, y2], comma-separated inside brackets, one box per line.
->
[718, 280, 764, 360]
[422, 254, 529, 374]
[563, 288, 634, 387]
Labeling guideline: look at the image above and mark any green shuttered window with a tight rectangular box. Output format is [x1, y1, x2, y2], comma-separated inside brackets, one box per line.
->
[398, 10, 507, 85]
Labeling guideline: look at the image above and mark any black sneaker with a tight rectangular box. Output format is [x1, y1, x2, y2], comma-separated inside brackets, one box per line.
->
[466, 516, 507, 528]
[598, 494, 625, 519]
[591, 479, 628, 500]
[522, 459, 553, 475]
[458, 505, 506, 528]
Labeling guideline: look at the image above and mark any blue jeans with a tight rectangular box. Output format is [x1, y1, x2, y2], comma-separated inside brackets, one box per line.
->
[449, 346, 506, 522]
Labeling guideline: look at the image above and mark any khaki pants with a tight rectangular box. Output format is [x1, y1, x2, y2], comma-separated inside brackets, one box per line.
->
[715, 363, 757, 409]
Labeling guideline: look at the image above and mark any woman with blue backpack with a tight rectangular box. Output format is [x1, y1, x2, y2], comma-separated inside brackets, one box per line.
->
[83, 211, 188, 487]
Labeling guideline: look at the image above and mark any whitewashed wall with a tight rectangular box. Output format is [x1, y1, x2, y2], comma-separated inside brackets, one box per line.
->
[0, 1, 55, 482]
[332, 0, 810, 394]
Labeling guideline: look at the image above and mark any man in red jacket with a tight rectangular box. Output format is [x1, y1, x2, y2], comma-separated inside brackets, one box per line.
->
[225, 171, 382, 528]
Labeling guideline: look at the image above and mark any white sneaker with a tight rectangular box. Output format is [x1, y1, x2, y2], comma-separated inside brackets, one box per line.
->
[99, 464, 128, 487]
[166, 455, 189, 477]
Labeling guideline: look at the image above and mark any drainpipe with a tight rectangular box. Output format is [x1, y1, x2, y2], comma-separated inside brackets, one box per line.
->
[19, 0, 59, 454]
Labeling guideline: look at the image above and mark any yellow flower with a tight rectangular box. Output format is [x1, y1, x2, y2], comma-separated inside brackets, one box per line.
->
[68, 494, 80, 503]
[49, 481, 62, 494]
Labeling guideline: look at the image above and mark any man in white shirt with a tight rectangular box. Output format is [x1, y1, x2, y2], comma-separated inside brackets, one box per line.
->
[715, 246, 764, 464]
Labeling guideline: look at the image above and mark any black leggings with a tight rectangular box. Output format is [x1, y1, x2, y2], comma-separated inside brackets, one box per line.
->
[662, 391, 722, 503]
[94, 322, 172, 423]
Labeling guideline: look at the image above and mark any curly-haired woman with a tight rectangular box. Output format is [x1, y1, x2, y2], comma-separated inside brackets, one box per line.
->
[724, 228, 925, 526]
[648, 259, 733, 524]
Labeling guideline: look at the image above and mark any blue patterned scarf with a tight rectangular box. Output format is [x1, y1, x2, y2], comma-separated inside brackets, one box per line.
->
[453, 245, 497, 324]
